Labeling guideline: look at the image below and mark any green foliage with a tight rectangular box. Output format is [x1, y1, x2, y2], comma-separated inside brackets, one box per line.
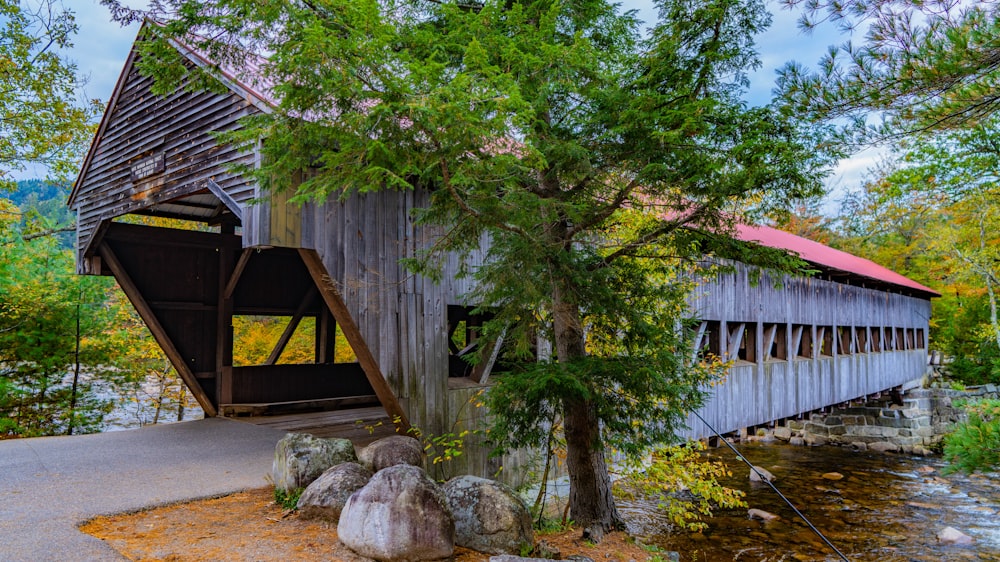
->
[122, 0, 830, 529]
[0, 183, 194, 435]
[273, 486, 303, 511]
[0, 197, 120, 437]
[398, 392, 486, 481]
[778, 0, 1000, 138]
[829, 122, 1000, 384]
[615, 442, 746, 532]
[943, 399, 1000, 474]
[0, 1, 100, 189]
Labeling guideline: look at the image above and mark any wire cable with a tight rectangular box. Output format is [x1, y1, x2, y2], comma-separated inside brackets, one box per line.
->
[692, 410, 851, 562]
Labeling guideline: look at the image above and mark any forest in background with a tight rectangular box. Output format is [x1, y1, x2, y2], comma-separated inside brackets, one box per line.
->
[0, 180, 358, 438]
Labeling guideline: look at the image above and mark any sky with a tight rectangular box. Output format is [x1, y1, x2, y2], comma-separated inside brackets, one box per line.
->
[61, 0, 879, 214]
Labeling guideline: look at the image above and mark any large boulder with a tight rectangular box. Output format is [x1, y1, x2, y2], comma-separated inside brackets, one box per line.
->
[338, 464, 455, 561]
[443, 475, 533, 555]
[359, 434, 425, 472]
[297, 462, 373, 523]
[272, 433, 357, 492]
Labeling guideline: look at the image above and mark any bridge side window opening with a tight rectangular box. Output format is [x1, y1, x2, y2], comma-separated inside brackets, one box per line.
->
[763, 323, 787, 361]
[887, 326, 901, 351]
[905, 328, 915, 350]
[727, 322, 755, 364]
[916, 328, 926, 349]
[871, 326, 883, 352]
[791, 324, 812, 359]
[837, 326, 854, 354]
[895, 327, 905, 351]
[231, 314, 355, 366]
[447, 305, 497, 379]
[816, 325, 834, 357]
[854, 326, 869, 353]
[693, 320, 722, 362]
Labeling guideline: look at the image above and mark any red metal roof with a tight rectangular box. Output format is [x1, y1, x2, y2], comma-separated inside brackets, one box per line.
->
[734, 223, 940, 298]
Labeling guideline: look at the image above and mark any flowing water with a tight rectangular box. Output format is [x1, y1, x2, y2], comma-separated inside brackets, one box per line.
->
[619, 442, 1000, 561]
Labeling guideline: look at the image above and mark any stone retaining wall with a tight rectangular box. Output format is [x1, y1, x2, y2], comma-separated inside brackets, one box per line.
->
[768, 384, 1000, 455]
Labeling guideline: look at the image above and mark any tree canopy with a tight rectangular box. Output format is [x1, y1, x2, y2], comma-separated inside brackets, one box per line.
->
[108, 0, 831, 533]
[777, 0, 1000, 140]
[0, 0, 99, 190]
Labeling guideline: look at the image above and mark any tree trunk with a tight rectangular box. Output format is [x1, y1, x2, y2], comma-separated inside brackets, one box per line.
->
[551, 279, 624, 537]
[563, 396, 623, 537]
[986, 280, 1000, 352]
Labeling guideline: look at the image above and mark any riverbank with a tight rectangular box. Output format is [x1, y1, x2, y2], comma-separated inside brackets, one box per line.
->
[744, 382, 999, 456]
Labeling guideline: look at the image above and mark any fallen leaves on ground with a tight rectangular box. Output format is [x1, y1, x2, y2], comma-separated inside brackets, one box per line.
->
[80, 487, 654, 562]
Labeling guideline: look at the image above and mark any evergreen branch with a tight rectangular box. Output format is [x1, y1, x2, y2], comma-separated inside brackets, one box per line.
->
[21, 224, 75, 242]
[566, 176, 642, 238]
[589, 202, 714, 271]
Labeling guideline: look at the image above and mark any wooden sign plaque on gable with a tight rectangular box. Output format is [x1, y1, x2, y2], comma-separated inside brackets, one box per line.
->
[130, 152, 165, 182]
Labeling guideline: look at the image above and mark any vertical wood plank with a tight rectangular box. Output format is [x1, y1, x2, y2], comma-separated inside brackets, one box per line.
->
[298, 248, 411, 432]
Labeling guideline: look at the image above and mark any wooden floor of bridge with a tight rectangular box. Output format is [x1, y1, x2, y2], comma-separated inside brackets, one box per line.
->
[228, 406, 397, 447]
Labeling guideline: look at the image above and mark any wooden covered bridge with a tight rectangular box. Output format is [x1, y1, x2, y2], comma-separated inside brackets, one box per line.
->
[70, 26, 937, 475]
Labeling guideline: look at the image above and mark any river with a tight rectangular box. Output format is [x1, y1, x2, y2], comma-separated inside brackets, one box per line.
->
[620, 442, 1000, 561]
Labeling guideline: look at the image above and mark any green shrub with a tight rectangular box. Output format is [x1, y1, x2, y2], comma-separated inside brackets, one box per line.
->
[615, 441, 746, 532]
[273, 486, 303, 510]
[943, 399, 1000, 474]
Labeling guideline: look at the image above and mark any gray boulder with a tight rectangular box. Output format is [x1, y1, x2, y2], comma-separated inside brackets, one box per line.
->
[748, 508, 779, 521]
[338, 464, 454, 561]
[443, 475, 533, 555]
[937, 526, 974, 545]
[297, 462, 373, 522]
[359, 434, 425, 472]
[749, 466, 775, 483]
[272, 433, 357, 492]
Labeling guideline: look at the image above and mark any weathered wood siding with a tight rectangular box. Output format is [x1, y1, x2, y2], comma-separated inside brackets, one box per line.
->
[245, 187, 488, 435]
[681, 263, 931, 439]
[72, 51, 260, 273]
[688, 263, 931, 327]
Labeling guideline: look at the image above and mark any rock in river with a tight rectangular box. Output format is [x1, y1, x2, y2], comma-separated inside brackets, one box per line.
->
[750, 466, 775, 483]
[937, 526, 974, 545]
[748, 508, 779, 521]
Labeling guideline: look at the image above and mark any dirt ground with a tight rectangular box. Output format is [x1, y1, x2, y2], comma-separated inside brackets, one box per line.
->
[80, 487, 655, 562]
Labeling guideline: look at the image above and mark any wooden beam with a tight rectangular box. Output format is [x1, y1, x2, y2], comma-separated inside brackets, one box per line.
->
[691, 321, 708, 363]
[297, 248, 411, 432]
[471, 331, 505, 385]
[265, 286, 317, 365]
[224, 248, 253, 300]
[727, 323, 745, 361]
[216, 236, 235, 400]
[791, 325, 804, 358]
[99, 242, 218, 417]
[206, 178, 244, 222]
[763, 324, 777, 360]
[316, 308, 336, 363]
